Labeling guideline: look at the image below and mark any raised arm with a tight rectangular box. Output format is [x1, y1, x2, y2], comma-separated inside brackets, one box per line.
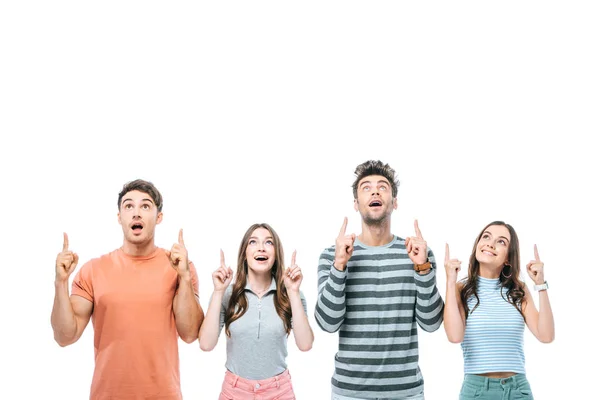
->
[522, 245, 554, 343]
[314, 217, 354, 332]
[284, 251, 313, 351]
[51, 233, 93, 346]
[199, 249, 233, 351]
[169, 229, 204, 343]
[442, 243, 466, 343]
[406, 220, 444, 332]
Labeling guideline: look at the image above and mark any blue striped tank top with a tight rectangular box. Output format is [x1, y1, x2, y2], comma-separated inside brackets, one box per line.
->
[461, 276, 526, 374]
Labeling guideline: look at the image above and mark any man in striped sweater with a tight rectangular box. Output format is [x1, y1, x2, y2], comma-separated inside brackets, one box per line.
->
[315, 160, 444, 400]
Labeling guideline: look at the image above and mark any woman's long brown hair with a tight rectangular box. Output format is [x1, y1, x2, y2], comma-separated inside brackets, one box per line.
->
[224, 223, 292, 336]
[459, 221, 526, 320]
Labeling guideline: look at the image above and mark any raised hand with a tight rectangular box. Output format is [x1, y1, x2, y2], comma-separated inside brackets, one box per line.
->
[212, 249, 233, 292]
[334, 217, 356, 271]
[444, 243, 461, 282]
[284, 250, 302, 293]
[167, 229, 189, 277]
[405, 220, 428, 265]
[526, 244, 545, 285]
[55, 232, 79, 283]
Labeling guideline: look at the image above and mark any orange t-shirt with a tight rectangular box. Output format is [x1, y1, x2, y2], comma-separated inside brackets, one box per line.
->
[71, 248, 199, 400]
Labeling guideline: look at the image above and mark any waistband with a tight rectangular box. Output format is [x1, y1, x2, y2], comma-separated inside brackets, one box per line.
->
[464, 373, 528, 390]
[224, 369, 291, 393]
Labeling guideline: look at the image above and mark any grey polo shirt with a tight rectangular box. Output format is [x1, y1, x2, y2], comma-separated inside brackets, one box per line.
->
[218, 278, 308, 380]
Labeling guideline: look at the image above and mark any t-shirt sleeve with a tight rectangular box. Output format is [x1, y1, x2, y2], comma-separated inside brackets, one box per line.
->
[71, 261, 94, 303]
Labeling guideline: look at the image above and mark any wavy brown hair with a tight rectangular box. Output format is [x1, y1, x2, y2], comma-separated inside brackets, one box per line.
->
[224, 223, 293, 336]
[460, 221, 526, 320]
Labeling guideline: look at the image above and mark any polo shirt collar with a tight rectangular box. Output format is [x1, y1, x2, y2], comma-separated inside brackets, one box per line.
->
[244, 277, 277, 295]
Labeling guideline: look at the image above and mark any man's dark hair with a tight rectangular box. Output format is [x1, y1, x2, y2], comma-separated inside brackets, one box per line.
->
[117, 179, 163, 212]
[352, 160, 399, 198]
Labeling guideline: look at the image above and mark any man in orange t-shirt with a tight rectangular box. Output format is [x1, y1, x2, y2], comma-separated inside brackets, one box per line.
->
[51, 179, 205, 400]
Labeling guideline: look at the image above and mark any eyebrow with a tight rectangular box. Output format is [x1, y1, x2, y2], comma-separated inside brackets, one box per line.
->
[249, 236, 274, 240]
[122, 198, 155, 205]
[483, 231, 510, 242]
[359, 180, 389, 187]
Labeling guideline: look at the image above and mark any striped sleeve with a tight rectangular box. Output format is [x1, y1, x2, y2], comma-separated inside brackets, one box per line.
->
[314, 246, 348, 333]
[414, 248, 444, 332]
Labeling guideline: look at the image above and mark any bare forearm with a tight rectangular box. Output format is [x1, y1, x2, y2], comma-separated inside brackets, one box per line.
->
[289, 291, 313, 351]
[51, 281, 77, 346]
[199, 290, 224, 351]
[536, 290, 555, 343]
[173, 276, 203, 343]
[443, 281, 465, 343]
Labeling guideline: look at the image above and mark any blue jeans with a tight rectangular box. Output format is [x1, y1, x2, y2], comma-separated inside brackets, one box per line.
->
[459, 374, 533, 400]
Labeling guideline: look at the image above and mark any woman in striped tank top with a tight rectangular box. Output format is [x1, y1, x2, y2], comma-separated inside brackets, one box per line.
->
[442, 221, 555, 400]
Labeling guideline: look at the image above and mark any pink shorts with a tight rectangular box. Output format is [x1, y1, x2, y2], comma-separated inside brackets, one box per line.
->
[218, 369, 296, 400]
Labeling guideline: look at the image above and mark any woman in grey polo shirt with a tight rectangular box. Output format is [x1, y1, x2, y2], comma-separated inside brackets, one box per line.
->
[199, 222, 314, 400]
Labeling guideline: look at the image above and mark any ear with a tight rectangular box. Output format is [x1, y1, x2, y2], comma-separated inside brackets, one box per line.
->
[354, 198, 358, 212]
[156, 212, 163, 225]
[117, 212, 122, 225]
[393, 197, 398, 210]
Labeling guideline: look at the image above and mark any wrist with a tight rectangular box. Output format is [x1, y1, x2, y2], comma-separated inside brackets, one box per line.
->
[414, 261, 431, 273]
[333, 260, 347, 271]
[533, 281, 549, 291]
[54, 278, 69, 288]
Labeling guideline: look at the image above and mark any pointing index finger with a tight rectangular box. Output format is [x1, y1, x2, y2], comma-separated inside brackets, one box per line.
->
[63, 232, 69, 251]
[220, 249, 226, 267]
[339, 217, 348, 238]
[445, 243, 449, 263]
[291, 250, 297, 266]
[414, 220, 423, 239]
[178, 229, 185, 245]
[534, 244, 540, 261]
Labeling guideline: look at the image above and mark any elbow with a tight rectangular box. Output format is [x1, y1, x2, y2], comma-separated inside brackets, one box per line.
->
[447, 335, 463, 344]
[539, 333, 555, 344]
[181, 334, 198, 344]
[54, 335, 74, 347]
[298, 340, 314, 352]
[199, 340, 216, 352]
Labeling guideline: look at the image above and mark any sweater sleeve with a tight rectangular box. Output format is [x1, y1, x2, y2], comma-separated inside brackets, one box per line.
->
[314, 247, 348, 333]
[414, 247, 444, 332]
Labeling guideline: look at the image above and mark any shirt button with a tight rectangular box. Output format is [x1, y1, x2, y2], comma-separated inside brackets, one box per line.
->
[500, 379, 506, 384]
[255, 383, 260, 389]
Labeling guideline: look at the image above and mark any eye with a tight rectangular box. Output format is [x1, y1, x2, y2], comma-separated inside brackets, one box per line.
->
[125, 204, 133, 209]
[362, 185, 370, 191]
[142, 204, 150, 210]
[249, 239, 256, 245]
[266, 240, 274, 246]
[379, 185, 387, 191]
[498, 239, 507, 246]
[482, 233, 490, 239]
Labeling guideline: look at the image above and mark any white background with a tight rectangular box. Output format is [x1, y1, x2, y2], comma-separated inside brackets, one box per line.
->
[1, 1, 598, 399]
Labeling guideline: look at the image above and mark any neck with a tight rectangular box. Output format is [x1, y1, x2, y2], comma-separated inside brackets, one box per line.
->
[359, 220, 393, 246]
[121, 239, 157, 257]
[478, 263, 502, 279]
[248, 269, 272, 292]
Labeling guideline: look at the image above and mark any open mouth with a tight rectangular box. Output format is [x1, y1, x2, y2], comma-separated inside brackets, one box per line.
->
[131, 223, 144, 233]
[369, 200, 382, 207]
[481, 249, 496, 256]
[254, 255, 268, 261]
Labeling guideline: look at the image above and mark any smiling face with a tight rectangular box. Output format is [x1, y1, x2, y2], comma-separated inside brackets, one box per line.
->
[475, 224, 511, 268]
[245, 227, 276, 275]
[354, 175, 397, 225]
[118, 190, 162, 246]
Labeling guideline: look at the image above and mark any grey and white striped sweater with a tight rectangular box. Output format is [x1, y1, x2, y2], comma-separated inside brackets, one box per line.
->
[315, 236, 444, 399]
